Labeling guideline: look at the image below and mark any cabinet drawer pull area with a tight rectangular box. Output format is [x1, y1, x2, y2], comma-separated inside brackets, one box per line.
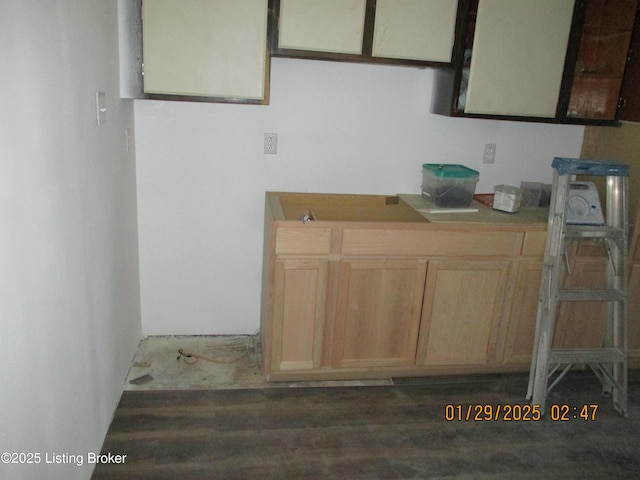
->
[341, 229, 523, 257]
[275, 227, 332, 255]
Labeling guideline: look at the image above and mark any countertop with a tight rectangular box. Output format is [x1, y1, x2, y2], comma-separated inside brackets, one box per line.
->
[399, 194, 549, 225]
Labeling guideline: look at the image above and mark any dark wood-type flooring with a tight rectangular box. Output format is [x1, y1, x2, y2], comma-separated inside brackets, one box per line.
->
[92, 371, 640, 479]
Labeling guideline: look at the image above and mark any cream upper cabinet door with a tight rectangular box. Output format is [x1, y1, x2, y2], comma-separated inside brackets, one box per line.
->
[142, 0, 269, 101]
[372, 0, 458, 62]
[278, 0, 367, 54]
[464, 0, 575, 117]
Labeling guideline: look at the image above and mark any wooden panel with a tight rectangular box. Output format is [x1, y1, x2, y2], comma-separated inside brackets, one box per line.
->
[417, 260, 509, 366]
[271, 260, 327, 371]
[566, 0, 636, 119]
[567, 76, 624, 119]
[372, 0, 458, 62]
[341, 229, 523, 257]
[278, 0, 366, 54]
[465, 0, 574, 117]
[503, 260, 543, 365]
[275, 227, 331, 255]
[522, 231, 547, 257]
[628, 262, 640, 359]
[333, 259, 426, 368]
[142, 0, 268, 99]
[554, 258, 606, 348]
[276, 192, 427, 222]
[618, 4, 640, 121]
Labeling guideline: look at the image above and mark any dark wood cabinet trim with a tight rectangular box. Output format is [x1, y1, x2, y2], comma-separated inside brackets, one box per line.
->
[555, 0, 588, 119]
[618, 2, 640, 122]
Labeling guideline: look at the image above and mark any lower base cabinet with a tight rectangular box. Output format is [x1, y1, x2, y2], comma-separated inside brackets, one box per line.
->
[261, 193, 639, 381]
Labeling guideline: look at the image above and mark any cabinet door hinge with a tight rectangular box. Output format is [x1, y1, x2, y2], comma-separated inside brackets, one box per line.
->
[618, 96, 627, 109]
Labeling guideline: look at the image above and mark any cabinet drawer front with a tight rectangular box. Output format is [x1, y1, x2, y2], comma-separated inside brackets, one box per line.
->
[342, 229, 522, 257]
[276, 227, 332, 255]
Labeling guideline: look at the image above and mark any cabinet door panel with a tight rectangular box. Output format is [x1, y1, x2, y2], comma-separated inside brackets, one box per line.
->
[554, 258, 606, 348]
[333, 259, 426, 368]
[372, 0, 458, 62]
[271, 260, 327, 371]
[417, 260, 509, 366]
[628, 263, 640, 360]
[278, 0, 366, 54]
[143, 0, 268, 100]
[503, 260, 543, 365]
[464, 0, 575, 117]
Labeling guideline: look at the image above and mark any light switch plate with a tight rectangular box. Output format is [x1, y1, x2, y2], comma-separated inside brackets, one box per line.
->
[96, 92, 107, 125]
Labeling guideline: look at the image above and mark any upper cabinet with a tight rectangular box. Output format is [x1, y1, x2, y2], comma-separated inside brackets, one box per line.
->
[431, 0, 640, 125]
[273, 0, 461, 66]
[464, 0, 575, 118]
[141, 0, 271, 104]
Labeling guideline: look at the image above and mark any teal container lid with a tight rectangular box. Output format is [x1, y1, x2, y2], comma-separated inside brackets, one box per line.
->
[422, 164, 479, 179]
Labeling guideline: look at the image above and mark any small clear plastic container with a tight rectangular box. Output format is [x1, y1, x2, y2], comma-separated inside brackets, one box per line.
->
[493, 185, 522, 213]
[421, 164, 479, 208]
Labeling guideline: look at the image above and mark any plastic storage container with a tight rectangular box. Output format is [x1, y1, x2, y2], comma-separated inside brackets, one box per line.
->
[493, 185, 522, 213]
[422, 164, 479, 207]
[519, 181, 542, 209]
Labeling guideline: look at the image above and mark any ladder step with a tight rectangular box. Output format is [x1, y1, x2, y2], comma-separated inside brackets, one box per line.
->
[549, 347, 625, 365]
[564, 225, 624, 240]
[556, 288, 625, 302]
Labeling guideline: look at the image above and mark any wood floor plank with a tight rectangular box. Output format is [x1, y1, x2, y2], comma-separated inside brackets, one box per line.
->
[92, 372, 640, 479]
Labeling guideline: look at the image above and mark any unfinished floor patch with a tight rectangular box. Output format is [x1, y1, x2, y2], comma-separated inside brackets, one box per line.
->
[125, 335, 393, 390]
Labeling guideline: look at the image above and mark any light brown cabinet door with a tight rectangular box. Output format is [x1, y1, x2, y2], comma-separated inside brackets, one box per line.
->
[554, 257, 607, 349]
[628, 262, 640, 360]
[502, 260, 543, 366]
[270, 259, 327, 372]
[417, 260, 510, 366]
[332, 259, 427, 369]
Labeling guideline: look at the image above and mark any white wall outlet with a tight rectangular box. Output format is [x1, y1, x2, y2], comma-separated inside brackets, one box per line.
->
[264, 133, 277, 154]
[483, 143, 496, 164]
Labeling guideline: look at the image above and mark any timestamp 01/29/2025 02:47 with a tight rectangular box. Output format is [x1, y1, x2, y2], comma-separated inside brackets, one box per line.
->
[444, 403, 599, 422]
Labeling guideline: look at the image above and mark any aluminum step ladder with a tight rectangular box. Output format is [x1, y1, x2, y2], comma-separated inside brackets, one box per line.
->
[527, 157, 629, 416]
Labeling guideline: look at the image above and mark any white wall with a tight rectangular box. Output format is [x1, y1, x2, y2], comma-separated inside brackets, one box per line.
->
[135, 57, 585, 335]
[0, 2, 141, 479]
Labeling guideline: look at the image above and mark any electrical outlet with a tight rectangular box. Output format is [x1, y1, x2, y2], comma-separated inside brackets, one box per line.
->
[264, 133, 277, 155]
[483, 143, 496, 164]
